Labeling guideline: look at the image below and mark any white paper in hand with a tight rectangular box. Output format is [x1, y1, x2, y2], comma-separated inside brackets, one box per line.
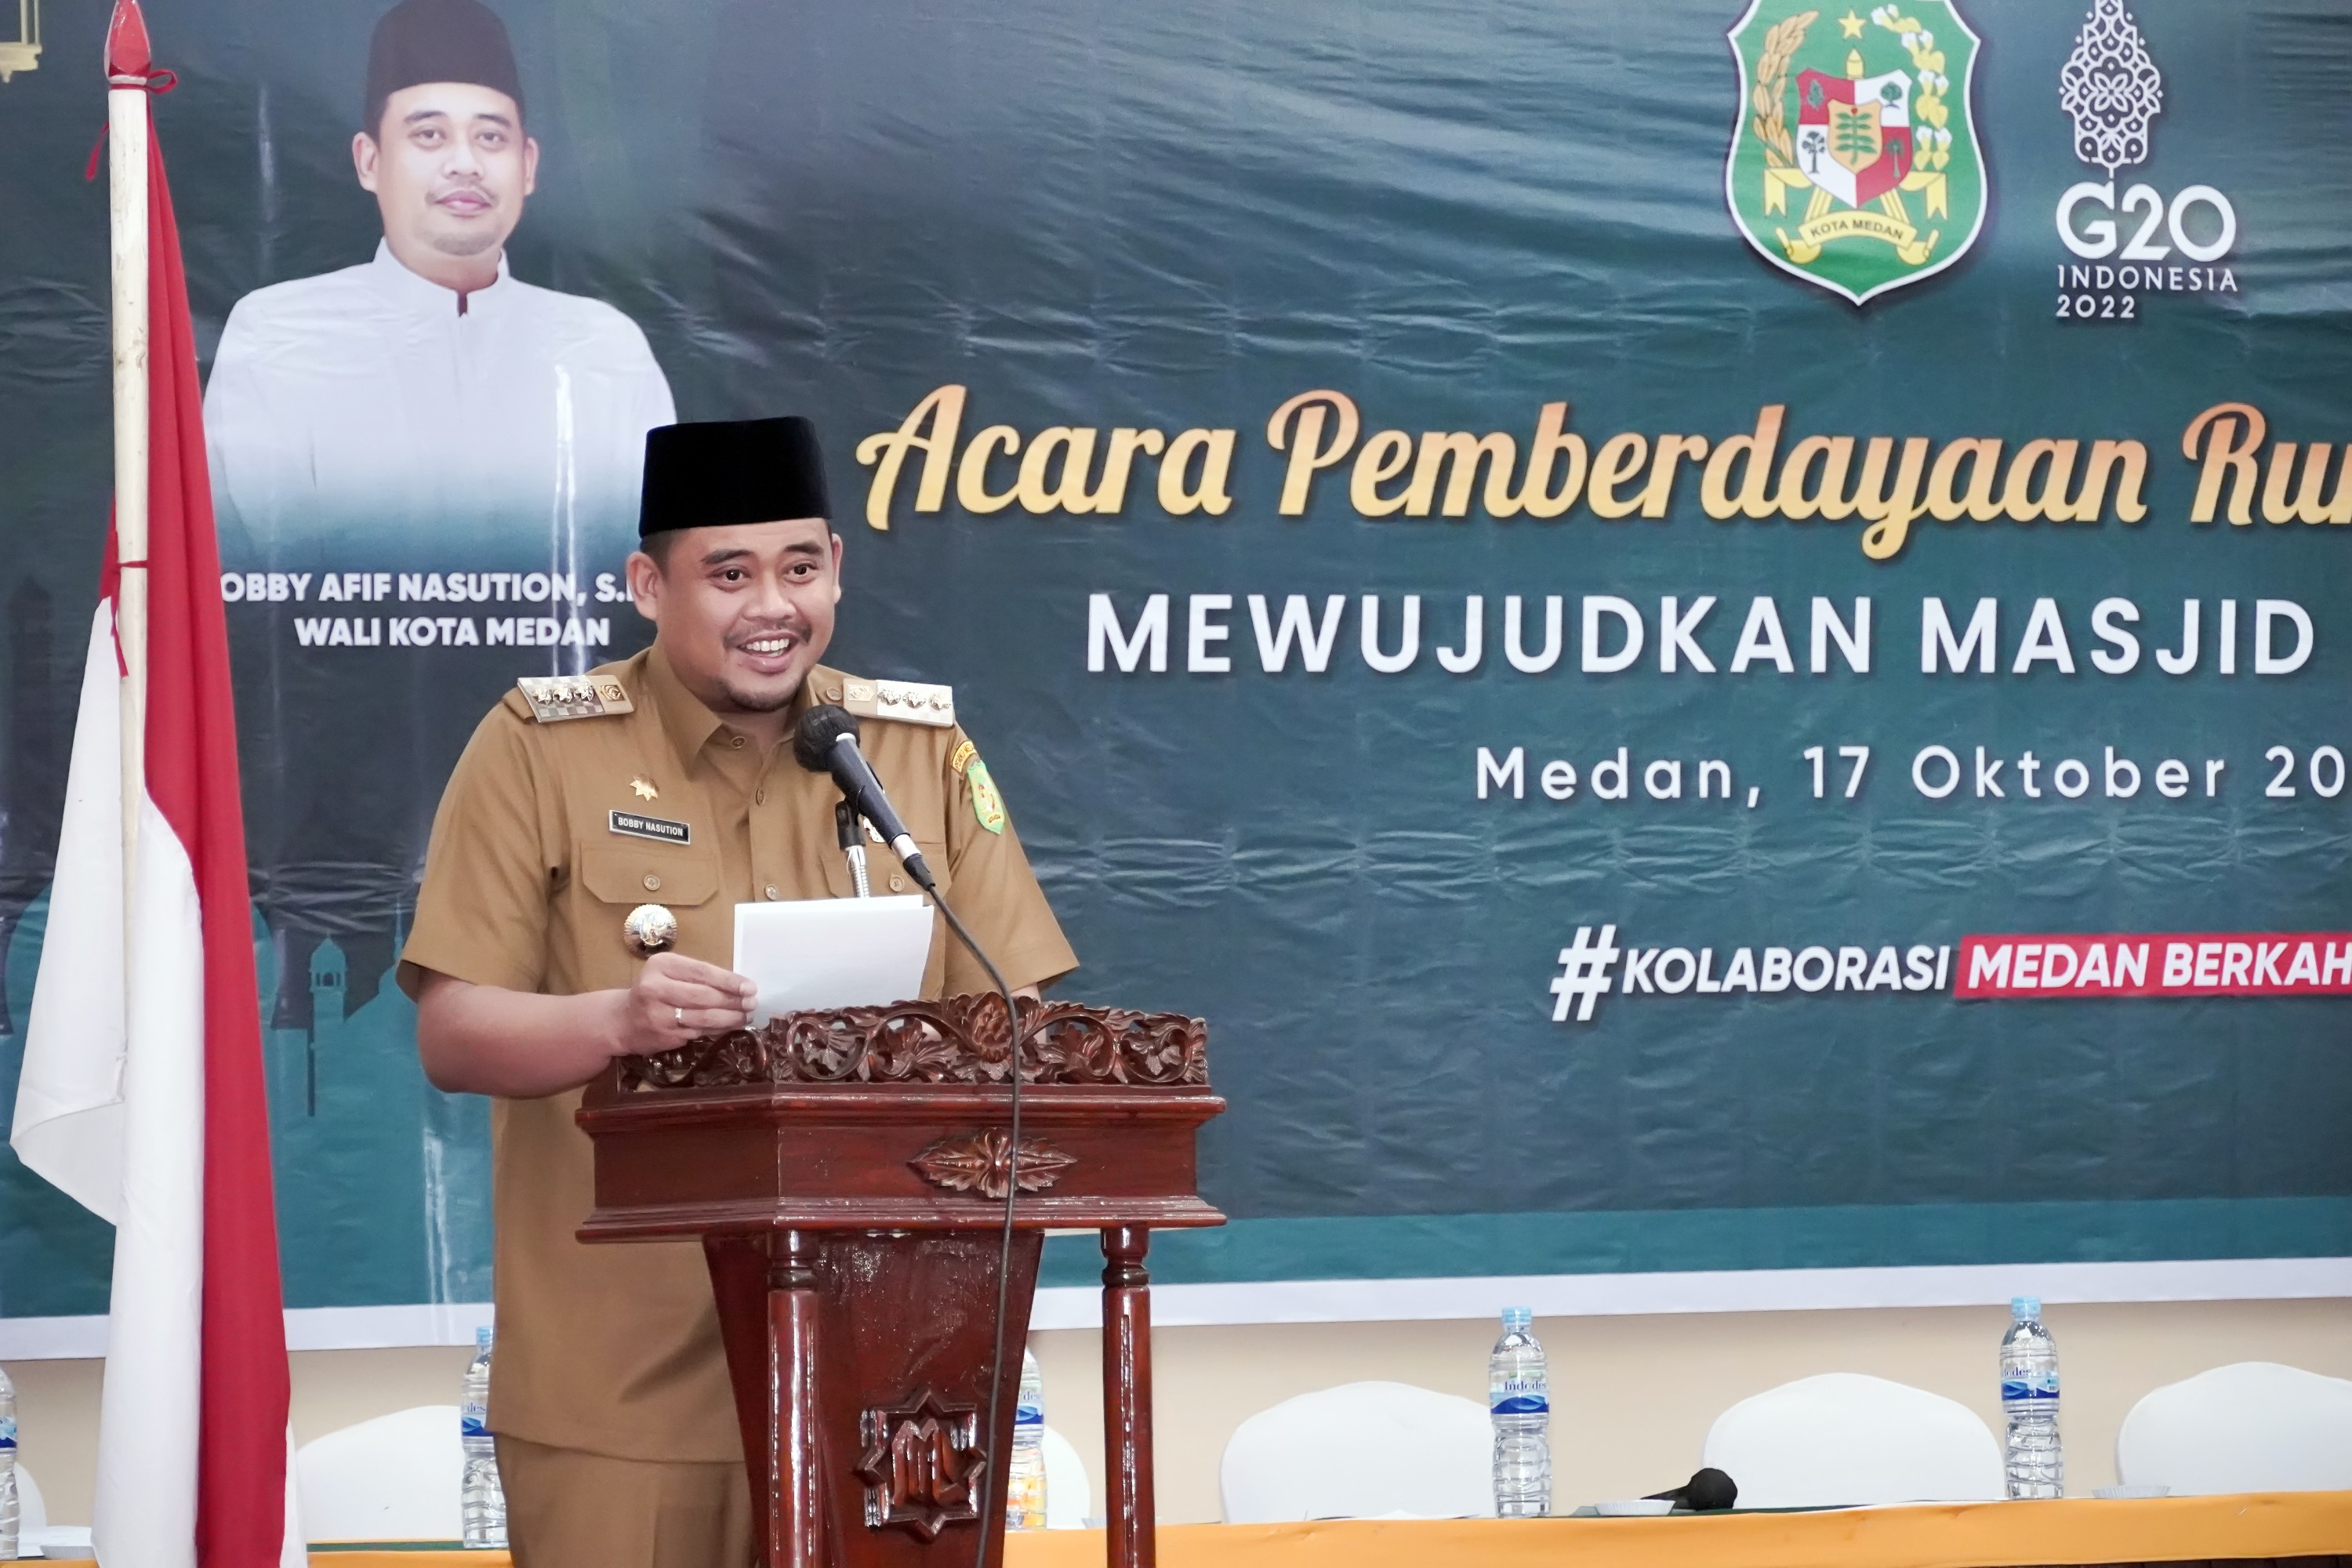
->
[734, 895, 933, 1024]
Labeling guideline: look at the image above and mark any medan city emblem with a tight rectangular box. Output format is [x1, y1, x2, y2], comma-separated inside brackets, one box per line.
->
[1726, 2, 1987, 305]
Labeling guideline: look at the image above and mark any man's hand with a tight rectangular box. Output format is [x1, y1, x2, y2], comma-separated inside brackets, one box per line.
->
[619, 953, 758, 1054]
[415, 962, 1011, 1100]
[416, 959, 752, 1100]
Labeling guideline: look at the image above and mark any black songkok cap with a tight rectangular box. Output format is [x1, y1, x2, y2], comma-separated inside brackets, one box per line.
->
[363, 0, 524, 132]
[640, 418, 832, 536]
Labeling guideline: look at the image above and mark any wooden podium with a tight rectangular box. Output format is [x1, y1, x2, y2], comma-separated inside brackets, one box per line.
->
[576, 995, 1225, 1568]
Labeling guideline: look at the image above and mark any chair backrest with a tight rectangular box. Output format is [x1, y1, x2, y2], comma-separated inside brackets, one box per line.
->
[1220, 1380, 1491, 1523]
[14, 1462, 48, 1534]
[1702, 1373, 2003, 1508]
[294, 1404, 464, 1542]
[1039, 1425, 1093, 1530]
[2117, 1362, 2352, 1494]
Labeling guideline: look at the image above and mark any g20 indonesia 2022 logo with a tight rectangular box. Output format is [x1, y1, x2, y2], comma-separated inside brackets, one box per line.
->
[2052, 0, 2238, 321]
[1726, 2, 1987, 305]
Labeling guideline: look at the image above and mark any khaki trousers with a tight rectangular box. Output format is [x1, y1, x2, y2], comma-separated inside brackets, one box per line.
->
[497, 1434, 754, 1568]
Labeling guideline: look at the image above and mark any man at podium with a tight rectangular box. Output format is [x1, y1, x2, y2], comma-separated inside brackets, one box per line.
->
[397, 416, 1077, 1566]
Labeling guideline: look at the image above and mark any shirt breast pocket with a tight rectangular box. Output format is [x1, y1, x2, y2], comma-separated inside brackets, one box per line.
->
[579, 844, 723, 908]
[913, 839, 952, 896]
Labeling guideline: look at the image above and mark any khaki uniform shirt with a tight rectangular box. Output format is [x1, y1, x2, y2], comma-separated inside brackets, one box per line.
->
[400, 643, 1078, 1462]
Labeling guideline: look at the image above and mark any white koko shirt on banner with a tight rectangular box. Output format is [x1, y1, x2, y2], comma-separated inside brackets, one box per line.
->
[203, 240, 676, 555]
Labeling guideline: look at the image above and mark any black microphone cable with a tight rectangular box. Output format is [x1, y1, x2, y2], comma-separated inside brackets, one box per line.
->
[920, 884, 1027, 1568]
[795, 704, 1027, 1563]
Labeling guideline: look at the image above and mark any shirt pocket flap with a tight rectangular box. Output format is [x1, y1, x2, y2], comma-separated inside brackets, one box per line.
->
[914, 839, 952, 895]
[580, 844, 723, 906]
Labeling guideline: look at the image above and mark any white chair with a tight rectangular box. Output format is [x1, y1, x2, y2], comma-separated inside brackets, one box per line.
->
[1702, 1373, 2003, 1508]
[1040, 1425, 1094, 1529]
[14, 1465, 98, 1562]
[14, 1463, 47, 1533]
[295, 1405, 464, 1542]
[2118, 1362, 2352, 1494]
[1219, 1380, 1491, 1523]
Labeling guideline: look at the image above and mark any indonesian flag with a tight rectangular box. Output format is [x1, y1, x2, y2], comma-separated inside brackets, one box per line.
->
[8, 4, 296, 1563]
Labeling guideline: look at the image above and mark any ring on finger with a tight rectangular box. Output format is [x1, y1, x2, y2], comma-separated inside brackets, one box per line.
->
[674, 1005, 684, 1028]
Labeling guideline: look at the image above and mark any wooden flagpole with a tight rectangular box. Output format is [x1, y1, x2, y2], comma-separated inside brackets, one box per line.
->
[107, 1, 150, 906]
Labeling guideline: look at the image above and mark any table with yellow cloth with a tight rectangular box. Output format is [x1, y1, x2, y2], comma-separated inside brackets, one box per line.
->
[305, 1490, 2352, 1568]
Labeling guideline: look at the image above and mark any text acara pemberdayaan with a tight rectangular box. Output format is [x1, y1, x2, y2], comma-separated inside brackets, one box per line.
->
[855, 388, 2347, 560]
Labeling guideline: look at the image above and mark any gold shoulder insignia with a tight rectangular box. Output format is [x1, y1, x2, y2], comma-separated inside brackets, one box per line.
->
[516, 674, 634, 724]
[840, 676, 955, 729]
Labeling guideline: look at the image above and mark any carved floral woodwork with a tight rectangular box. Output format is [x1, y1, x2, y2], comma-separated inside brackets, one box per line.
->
[582, 996, 1224, 1568]
[855, 1388, 985, 1540]
[618, 994, 1208, 1091]
[909, 1130, 1076, 1200]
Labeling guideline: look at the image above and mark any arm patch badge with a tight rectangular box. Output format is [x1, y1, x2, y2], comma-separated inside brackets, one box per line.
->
[950, 739, 1006, 835]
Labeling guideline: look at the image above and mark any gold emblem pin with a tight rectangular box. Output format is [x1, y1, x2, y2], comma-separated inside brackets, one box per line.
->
[622, 903, 678, 956]
[630, 775, 659, 800]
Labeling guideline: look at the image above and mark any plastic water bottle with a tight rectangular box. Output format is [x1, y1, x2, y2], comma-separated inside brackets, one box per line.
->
[460, 1327, 507, 1548]
[1005, 1347, 1047, 1531]
[1, 1362, 18, 1560]
[1999, 1298, 2063, 1498]
[1489, 1307, 1551, 1517]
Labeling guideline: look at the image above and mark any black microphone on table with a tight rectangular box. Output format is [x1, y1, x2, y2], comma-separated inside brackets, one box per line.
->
[793, 705, 935, 891]
[1646, 1467, 1738, 1512]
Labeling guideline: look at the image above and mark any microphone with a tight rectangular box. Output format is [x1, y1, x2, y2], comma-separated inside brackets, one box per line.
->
[791, 701, 1029, 1568]
[1645, 1468, 1737, 1512]
[793, 705, 933, 891]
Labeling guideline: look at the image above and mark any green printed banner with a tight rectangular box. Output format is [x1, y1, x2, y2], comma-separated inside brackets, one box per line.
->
[0, 0, 2346, 1317]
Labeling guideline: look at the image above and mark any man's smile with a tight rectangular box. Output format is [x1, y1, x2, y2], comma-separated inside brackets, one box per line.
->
[731, 630, 801, 673]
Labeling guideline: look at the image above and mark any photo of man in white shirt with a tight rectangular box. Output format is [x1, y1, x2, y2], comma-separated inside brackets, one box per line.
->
[203, 0, 675, 561]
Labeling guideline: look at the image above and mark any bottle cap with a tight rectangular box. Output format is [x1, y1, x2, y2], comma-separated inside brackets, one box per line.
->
[2010, 1296, 2041, 1319]
[477, 1323, 495, 1348]
[1501, 1305, 1533, 1327]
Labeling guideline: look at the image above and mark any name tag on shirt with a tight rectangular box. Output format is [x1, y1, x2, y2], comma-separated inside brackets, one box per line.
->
[610, 809, 691, 845]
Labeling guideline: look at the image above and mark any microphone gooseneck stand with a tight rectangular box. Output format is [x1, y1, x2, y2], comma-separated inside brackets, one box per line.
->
[895, 852, 1025, 1568]
[834, 798, 873, 898]
[798, 703, 1029, 1566]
